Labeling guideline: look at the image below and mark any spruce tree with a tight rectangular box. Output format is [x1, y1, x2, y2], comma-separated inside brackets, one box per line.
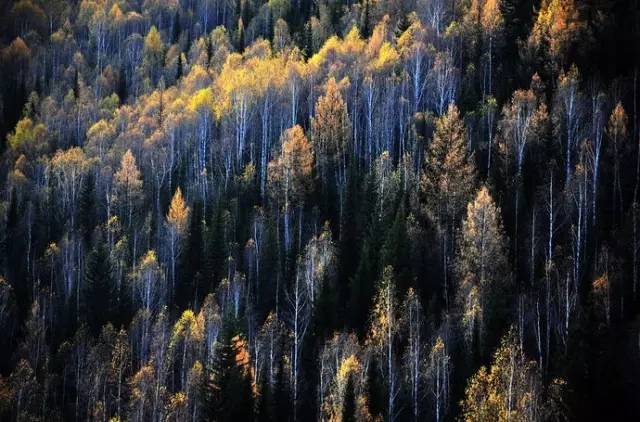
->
[83, 239, 114, 335]
[204, 325, 254, 422]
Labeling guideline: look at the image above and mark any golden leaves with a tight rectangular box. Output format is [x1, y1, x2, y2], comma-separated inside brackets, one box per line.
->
[115, 149, 142, 191]
[461, 330, 541, 422]
[167, 187, 190, 234]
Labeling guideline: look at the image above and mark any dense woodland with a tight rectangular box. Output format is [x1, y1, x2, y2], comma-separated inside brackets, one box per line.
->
[0, 0, 639, 420]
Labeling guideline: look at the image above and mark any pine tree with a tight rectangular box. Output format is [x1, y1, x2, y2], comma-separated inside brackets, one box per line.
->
[342, 375, 357, 422]
[204, 325, 254, 422]
[78, 172, 96, 245]
[83, 239, 114, 335]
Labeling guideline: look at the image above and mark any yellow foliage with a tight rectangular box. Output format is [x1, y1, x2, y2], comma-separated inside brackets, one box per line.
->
[144, 25, 163, 55]
[167, 187, 190, 234]
[337, 354, 360, 384]
[481, 0, 503, 33]
[373, 42, 399, 70]
[7, 118, 47, 153]
[461, 330, 541, 422]
[115, 149, 143, 192]
[171, 309, 204, 345]
[140, 249, 158, 269]
[529, 0, 585, 63]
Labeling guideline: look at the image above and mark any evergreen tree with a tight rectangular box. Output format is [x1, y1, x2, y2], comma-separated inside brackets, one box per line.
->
[342, 376, 357, 422]
[204, 325, 255, 422]
[82, 238, 114, 335]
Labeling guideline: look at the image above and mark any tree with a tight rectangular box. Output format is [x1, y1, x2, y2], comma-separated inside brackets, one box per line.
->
[268, 125, 314, 252]
[421, 104, 476, 307]
[286, 256, 312, 418]
[205, 327, 254, 422]
[481, 0, 504, 97]
[553, 65, 583, 187]
[607, 102, 628, 222]
[429, 52, 458, 116]
[131, 250, 166, 312]
[311, 77, 351, 229]
[403, 288, 425, 421]
[456, 186, 510, 354]
[367, 266, 400, 422]
[7, 117, 47, 157]
[51, 147, 91, 230]
[166, 187, 190, 294]
[499, 85, 547, 179]
[142, 25, 165, 86]
[460, 329, 547, 422]
[423, 104, 476, 227]
[426, 336, 450, 422]
[114, 149, 143, 229]
[83, 239, 114, 335]
[169, 309, 203, 392]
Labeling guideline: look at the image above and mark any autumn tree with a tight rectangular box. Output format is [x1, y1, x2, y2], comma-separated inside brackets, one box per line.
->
[456, 186, 510, 354]
[131, 250, 166, 312]
[7, 117, 47, 157]
[498, 84, 548, 180]
[268, 125, 314, 252]
[204, 327, 255, 422]
[311, 77, 351, 229]
[481, 0, 504, 97]
[460, 329, 548, 422]
[423, 104, 476, 227]
[607, 102, 628, 221]
[422, 104, 476, 306]
[426, 336, 450, 422]
[553, 65, 583, 187]
[51, 147, 91, 230]
[526, 0, 587, 75]
[142, 25, 165, 87]
[367, 266, 400, 422]
[166, 187, 190, 294]
[114, 149, 143, 229]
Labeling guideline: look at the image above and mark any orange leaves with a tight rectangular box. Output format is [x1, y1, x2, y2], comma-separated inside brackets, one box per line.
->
[422, 104, 476, 223]
[231, 334, 257, 394]
[607, 102, 628, 142]
[529, 0, 586, 65]
[51, 146, 90, 173]
[268, 125, 314, 205]
[592, 273, 608, 291]
[282, 126, 314, 184]
[312, 77, 351, 163]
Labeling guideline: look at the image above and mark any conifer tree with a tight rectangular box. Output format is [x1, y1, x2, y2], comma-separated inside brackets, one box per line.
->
[204, 326, 254, 422]
[83, 239, 113, 335]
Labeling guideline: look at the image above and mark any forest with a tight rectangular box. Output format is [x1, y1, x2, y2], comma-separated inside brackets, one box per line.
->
[0, 0, 639, 420]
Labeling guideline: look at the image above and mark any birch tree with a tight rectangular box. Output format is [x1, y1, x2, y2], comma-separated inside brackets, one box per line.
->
[367, 266, 400, 422]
